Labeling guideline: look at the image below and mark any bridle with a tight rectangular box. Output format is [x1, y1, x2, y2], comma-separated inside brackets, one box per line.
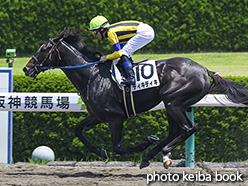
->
[31, 38, 62, 73]
[27, 38, 102, 78]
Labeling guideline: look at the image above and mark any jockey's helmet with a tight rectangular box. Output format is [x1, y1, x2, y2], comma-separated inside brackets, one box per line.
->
[89, 16, 109, 30]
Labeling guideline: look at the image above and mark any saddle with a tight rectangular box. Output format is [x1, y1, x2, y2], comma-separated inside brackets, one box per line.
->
[110, 59, 160, 118]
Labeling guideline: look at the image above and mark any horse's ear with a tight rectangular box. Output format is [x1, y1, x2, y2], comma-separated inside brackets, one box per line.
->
[61, 27, 69, 38]
[51, 29, 67, 43]
[62, 27, 68, 32]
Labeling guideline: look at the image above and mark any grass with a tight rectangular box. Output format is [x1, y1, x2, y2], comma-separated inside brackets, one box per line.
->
[0, 52, 247, 76]
[28, 158, 49, 165]
[132, 52, 248, 77]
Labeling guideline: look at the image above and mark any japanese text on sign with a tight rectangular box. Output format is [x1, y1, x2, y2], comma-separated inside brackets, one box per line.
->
[0, 95, 70, 110]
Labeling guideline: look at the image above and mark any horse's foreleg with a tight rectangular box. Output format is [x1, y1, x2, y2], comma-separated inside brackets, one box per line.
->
[108, 119, 159, 155]
[74, 115, 108, 159]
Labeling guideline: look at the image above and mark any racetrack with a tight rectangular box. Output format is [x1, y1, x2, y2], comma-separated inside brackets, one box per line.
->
[0, 161, 247, 186]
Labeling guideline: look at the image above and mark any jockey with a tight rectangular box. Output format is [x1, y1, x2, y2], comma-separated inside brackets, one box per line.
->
[89, 15, 155, 86]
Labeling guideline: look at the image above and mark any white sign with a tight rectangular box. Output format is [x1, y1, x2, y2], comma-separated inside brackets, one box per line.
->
[0, 93, 86, 112]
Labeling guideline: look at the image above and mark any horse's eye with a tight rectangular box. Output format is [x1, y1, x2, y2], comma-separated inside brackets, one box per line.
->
[41, 46, 46, 51]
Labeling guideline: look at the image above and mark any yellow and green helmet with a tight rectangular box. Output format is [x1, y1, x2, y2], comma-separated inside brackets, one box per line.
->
[89, 16, 109, 30]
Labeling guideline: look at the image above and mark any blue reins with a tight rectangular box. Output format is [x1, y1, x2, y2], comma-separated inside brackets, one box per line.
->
[40, 60, 102, 70]
[40, 57, 151, 70]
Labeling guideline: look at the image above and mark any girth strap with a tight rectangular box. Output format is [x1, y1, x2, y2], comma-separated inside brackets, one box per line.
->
[123, 85, 136, 118]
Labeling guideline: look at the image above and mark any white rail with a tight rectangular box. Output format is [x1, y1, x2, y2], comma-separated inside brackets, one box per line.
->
[0, 93, 246, 112]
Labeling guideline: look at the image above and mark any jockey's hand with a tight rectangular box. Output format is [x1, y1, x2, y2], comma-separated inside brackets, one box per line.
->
[100, 56, 107, 63]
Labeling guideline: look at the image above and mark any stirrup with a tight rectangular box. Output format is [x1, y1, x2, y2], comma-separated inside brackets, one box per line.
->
[121, 77, 135, 85]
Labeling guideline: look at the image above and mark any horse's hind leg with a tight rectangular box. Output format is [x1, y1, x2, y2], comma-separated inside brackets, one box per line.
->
[163, 152, 172, 169]
[74, 115, 108, 159]
[161, 108, 196, 167]
[140, 105, 197, 169]
[108, 118, 159, 155]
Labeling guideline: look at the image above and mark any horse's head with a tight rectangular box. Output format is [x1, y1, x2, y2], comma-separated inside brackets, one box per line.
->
[23, 37, 62, 78]
[23, 28, 101, 78]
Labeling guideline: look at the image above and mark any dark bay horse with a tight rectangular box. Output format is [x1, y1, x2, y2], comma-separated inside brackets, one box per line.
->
[23, 29, 248, 169]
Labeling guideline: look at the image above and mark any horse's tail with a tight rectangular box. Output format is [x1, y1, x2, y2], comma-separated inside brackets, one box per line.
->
[208, 70, 248, 105]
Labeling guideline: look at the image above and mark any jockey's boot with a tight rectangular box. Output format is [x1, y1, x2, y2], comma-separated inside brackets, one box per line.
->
[121, 66, 135, 85]
[118, 55, 135, 85]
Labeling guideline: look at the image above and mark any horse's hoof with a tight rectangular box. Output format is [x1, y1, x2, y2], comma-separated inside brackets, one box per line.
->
[140, 160, 150, 169]
[100, 149, 108, 159]
[163, 159, 172, 169]
[148, 135, 160, 143]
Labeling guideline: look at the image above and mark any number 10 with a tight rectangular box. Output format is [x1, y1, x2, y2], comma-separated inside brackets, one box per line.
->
[135, 64, 154, 81]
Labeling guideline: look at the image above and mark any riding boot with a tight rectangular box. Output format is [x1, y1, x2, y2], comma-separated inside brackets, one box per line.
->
[119, 55, 136, 85]
[129, 57, 134, 64]
[121, 66, 135, 85]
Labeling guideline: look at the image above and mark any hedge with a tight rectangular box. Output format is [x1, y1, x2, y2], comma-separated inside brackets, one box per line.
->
[1, 0, 248, 56]
[12, 74, 248, 163]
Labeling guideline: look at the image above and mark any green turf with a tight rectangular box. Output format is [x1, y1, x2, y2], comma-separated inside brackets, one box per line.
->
[0, 52, 247, 76]
[132, 52, 248, 77]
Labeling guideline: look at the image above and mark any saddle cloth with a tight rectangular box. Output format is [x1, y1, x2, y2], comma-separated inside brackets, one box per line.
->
[111, 60, 160, 91]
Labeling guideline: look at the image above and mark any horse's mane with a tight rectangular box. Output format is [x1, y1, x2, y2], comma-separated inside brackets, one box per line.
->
[62, 27, 82, 42]
[54, 27, 102, 62]
[52, 27, 81, 42]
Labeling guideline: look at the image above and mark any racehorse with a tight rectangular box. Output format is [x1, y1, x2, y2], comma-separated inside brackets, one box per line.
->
[23, 29, 248, 169]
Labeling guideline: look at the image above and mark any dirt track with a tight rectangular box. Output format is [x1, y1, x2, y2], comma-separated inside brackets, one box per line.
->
[0, 161, 247, 186]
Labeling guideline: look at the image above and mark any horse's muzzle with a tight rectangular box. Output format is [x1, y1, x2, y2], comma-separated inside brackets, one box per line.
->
[22, 67, 29, 76]
[23, 65, 41, 78]
[23, 66, 29, 76]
